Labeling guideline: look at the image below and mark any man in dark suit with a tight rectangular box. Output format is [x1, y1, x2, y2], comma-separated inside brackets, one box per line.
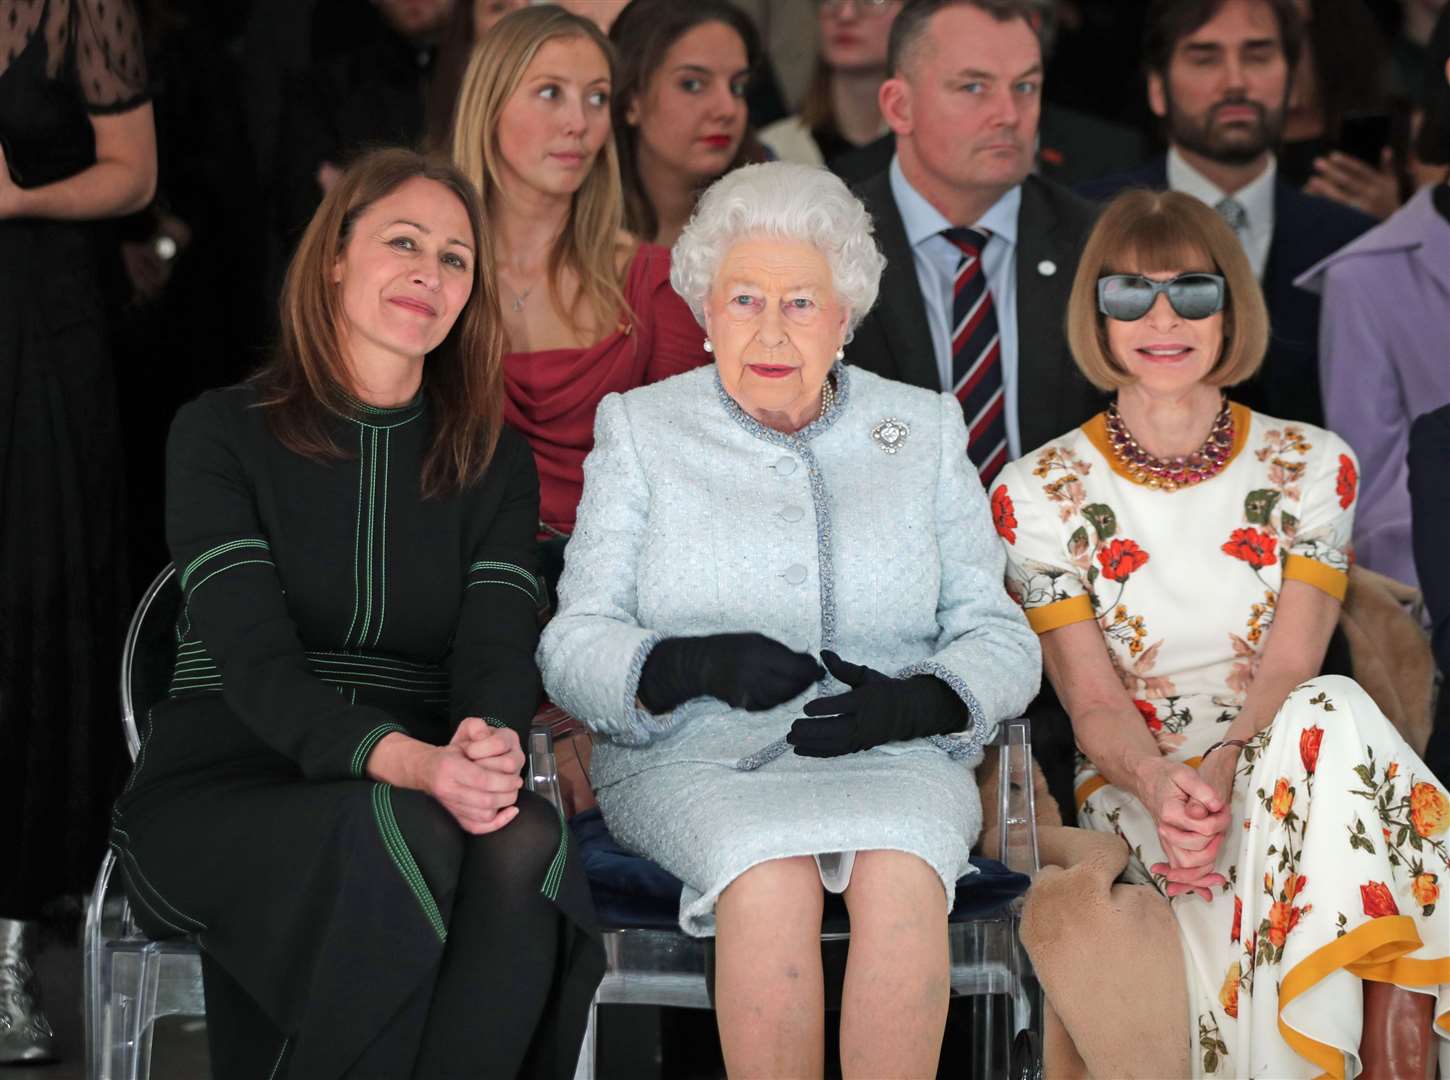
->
[842, 0, 1106, 481]
[1077, 0, 1374, 427]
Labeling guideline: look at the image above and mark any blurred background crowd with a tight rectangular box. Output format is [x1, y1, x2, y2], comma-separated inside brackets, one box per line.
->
[15, 0, 1447, 596]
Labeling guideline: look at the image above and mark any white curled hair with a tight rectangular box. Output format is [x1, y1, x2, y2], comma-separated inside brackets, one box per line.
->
[669, 162, 886, 342]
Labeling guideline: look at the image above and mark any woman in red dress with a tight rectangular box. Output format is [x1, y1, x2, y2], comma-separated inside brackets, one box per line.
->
[449, 5, 706, 589]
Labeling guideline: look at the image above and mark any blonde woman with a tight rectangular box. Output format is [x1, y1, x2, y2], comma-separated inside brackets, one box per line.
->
[450, 5, 705, 588]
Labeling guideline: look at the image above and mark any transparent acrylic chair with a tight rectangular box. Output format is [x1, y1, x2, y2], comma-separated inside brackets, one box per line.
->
[563, 719, 1044, 1080]
[84, 572, 579, 1080]
[86, 567, 1043, 1079]
[83, 564, 208, 1080]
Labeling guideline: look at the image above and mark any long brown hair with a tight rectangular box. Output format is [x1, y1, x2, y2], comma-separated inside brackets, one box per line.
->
[451, 6, 631, 339]
[609, 0, 765, 242]
[252, 147, 505, 498]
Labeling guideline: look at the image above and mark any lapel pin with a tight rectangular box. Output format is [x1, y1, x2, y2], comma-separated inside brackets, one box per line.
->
[1037, 259, 1057, 277]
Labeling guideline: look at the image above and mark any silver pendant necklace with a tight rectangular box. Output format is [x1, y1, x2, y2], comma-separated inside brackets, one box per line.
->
[510, 286, 533, 313]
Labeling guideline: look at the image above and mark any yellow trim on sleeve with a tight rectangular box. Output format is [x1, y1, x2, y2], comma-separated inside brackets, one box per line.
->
[1283, 554, 1349, 601]
[1025, 595, 1096, 634]
[1276, 913, 1450, 1078]
[1074, 775, 1109, 812]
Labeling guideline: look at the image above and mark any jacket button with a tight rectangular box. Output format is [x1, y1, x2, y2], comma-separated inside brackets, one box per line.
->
[774, 456, 797, 476]
[779, 505, 805, 523]
[783, 565, 808, 585]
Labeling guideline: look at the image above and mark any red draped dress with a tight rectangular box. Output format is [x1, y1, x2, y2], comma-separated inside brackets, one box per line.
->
[504, 243, 707, 536]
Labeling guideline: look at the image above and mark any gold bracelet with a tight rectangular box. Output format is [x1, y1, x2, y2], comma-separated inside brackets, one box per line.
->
[1201, 738, 1249, 761]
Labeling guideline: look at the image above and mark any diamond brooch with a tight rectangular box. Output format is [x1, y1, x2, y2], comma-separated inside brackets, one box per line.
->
[871, 418, 909, 454]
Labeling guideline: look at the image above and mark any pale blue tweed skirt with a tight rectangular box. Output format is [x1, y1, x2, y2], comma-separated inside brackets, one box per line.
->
[597, 747, 981, 936]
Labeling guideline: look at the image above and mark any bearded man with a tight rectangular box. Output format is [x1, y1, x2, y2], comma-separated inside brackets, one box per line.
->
[1079, 0, 1374, 427]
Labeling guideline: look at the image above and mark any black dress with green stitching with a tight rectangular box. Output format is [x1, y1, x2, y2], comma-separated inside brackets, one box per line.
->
[110, 385, 604, 1080]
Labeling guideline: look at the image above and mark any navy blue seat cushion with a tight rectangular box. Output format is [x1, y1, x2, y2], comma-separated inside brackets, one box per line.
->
[570, 808, 1030, 932]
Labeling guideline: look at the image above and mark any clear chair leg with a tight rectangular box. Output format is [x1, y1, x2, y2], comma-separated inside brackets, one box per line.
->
[572, 992, 599, 1080]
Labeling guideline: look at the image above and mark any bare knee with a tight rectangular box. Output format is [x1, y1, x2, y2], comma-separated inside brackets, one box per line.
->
[842, 850, 948, 928]
[717, 857, 825, 942]
[721, 856, 823, 909]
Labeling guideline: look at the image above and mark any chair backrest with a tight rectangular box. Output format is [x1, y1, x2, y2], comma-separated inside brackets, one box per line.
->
[120, 565, 181, 761]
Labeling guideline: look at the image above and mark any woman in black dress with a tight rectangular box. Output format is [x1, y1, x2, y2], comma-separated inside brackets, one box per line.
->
[111, 148, 604, 1079]
[0, 0, 155, 1063]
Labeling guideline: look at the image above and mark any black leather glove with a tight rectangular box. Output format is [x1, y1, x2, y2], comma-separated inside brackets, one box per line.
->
[637, 633, 825, 714]
[787, 650, 971, 757]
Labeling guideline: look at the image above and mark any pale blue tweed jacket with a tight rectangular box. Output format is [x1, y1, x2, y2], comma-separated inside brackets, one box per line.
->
[539, 364, 1041, 795]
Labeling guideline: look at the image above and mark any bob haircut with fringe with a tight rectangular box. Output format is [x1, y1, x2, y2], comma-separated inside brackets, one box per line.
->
[1066, 188, 1268, 392]
[669, 163, 886, 342]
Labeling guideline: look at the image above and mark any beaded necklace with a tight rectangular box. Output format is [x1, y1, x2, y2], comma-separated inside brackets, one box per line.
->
[1105, 396, 1234, 491]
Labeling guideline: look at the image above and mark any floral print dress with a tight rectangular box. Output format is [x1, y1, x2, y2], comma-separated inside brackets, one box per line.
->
[996, 403, 1449, 1078]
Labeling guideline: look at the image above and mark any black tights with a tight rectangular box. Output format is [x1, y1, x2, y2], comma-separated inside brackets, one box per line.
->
[347, 789, 565, 1080]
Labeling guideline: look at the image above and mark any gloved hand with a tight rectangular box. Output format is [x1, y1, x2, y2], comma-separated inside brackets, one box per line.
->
[787, 650, 971, 757]
[637, 633, 825, 714]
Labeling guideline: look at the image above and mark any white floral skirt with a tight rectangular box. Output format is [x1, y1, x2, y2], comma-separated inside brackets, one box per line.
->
[1078, 676, 1449, 1078]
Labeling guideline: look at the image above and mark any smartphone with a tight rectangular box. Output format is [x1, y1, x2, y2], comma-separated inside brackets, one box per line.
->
[1337, 111, 1392, 167]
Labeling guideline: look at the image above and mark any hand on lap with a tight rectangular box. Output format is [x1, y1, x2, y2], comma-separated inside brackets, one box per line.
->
[787, 650, 969, 757]
[1139, 758, 1231, 900]
[408, 720, 526, 834]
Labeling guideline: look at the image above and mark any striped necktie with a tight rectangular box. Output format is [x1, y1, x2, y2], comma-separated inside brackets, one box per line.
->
[943, 227, 1007, 484]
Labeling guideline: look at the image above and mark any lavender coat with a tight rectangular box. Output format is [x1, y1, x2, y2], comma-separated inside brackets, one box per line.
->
[1296, 186, 1450, 586]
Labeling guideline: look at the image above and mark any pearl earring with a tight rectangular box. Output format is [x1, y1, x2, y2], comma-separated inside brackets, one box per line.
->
[703, 339, 714, 353]
[835, 349, 844, 361]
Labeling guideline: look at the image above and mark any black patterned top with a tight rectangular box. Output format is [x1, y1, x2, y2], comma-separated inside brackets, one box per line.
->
[157, 384, 543, 781]
[0, 0, 150, 189]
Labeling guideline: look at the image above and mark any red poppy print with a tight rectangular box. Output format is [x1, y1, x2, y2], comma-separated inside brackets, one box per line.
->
[1222, 527, 1278, 569]
[1230, 895, 1242, 943]
[1360, 881, 1399, 918]
[991, 485, 1017, 544]
[1134, 699, 1162, 732]
[1097, 538, 1150, 582]
[1336, 454, 1357, 509]
[1300, 725, 1323, 776]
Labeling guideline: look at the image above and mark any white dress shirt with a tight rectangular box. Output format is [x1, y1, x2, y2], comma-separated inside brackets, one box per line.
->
[888, 155, 1025, 460]
[1166, 146, 1277, 280]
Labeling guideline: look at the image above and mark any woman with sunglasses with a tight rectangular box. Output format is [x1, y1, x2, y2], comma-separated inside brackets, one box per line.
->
[996, 189, 1447, 1077]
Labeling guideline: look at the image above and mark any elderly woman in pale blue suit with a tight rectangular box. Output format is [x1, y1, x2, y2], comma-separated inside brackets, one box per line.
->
[539, 162, 1041, 1076]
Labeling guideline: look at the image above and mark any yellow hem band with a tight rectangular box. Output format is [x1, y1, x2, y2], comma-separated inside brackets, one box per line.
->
[1026, 595, 1096, 634]
[1277, 913, 1450, 1078]
[1283, 555, 1349, 601]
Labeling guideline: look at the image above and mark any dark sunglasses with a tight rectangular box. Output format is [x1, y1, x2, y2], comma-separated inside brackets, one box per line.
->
[1096, 273, 1226, 321]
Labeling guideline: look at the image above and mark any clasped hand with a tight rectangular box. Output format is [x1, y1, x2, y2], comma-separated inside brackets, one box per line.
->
[420, 718, 526, 835]
[1141, 752, 1236, 901]
[638, 636, 968, 755]
[788, 650, 969, 757]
